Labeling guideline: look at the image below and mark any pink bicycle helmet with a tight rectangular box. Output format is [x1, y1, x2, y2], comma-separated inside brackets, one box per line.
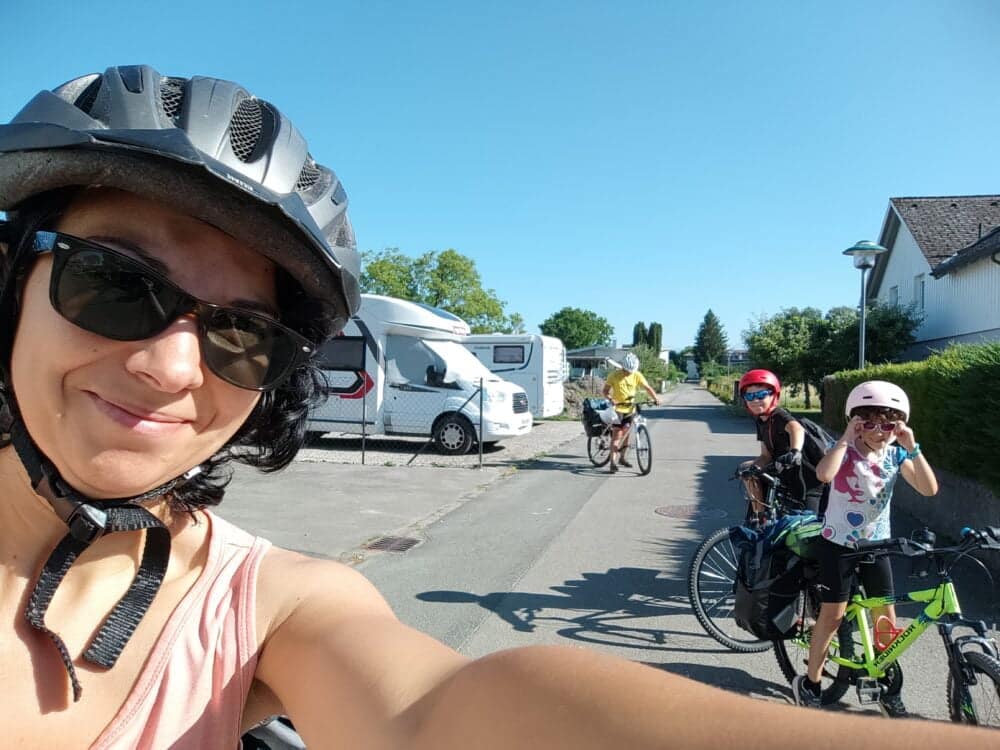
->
[845, 380, 910, 421]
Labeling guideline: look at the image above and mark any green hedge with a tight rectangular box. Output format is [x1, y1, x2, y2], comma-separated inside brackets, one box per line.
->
[821, 343, 1000, 496]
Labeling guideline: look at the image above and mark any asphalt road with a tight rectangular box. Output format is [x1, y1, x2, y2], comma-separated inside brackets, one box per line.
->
[222, 383, 999, 724]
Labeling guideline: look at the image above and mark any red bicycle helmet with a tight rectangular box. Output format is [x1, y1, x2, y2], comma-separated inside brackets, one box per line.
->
[738, 369, 781, 414]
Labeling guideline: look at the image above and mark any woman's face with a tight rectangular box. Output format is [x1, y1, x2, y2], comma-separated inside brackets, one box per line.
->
[11, 188, 278, 499]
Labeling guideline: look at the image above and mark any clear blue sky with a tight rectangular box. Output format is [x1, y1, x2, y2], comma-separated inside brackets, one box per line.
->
[4, 1, 999, 351]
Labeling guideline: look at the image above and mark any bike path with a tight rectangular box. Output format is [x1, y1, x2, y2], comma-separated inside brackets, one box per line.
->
[362, 383, 995, 722]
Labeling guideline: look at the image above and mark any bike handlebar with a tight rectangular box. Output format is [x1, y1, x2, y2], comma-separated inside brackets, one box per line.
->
[847, 527, 1000, 561]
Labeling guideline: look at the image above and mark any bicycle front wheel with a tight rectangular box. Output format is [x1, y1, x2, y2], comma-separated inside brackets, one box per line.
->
[687, 527, 772, 653]
[635, 424, 652, 475]
[773, 588, 853, 704]
[948, 650, 1000, 727]
[587, 432, 612, 467]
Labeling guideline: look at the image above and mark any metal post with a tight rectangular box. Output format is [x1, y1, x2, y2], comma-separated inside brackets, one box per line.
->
[858, 266, 868, 369]
[478, 377, 484, 469]
[361, 375, 367, 465]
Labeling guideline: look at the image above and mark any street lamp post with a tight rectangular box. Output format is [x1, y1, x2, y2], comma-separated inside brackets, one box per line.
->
[842, 240, 889, 369]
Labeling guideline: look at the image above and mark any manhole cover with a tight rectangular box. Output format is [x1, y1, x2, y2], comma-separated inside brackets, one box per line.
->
[365, 536, 420, 552]
[654, 505, 727, 520]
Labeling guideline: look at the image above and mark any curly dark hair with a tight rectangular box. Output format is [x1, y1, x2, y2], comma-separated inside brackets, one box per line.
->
[0, 188, 337, 512]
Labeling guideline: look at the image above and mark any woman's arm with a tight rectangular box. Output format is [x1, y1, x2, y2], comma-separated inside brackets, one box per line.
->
[253, 553, 1000, 750]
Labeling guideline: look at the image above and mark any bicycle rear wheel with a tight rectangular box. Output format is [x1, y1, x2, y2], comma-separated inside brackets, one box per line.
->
[587, 431, 612, 467]
[948, 651, 1000, 727]
[773, 588, 853, 704]
[634, 424, 652, 475]
[687, 526, 772, 653]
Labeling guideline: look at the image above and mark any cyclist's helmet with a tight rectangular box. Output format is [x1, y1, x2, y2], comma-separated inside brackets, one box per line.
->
[0, 65, 360, 341]
[738, 368, 781, 414]
[623, 352, 640, 372]
[845, 380, 910, 422]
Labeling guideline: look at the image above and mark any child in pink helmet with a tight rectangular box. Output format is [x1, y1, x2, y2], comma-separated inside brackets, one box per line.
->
[792, 381, 938, 717]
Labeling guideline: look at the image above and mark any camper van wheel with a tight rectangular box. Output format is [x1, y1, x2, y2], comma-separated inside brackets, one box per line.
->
[434, 414, 475, 455]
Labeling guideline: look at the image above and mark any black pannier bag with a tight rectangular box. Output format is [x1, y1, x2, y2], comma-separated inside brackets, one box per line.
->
[730, 518, 808, 640]
[581, 397, 611, 437]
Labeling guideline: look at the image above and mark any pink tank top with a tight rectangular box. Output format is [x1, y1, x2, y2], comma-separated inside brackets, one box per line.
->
[90, 512, 271, 750]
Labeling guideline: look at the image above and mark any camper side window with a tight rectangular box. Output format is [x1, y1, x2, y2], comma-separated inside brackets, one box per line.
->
[493, 345, 525, 364]
[386, 335, 445, 385]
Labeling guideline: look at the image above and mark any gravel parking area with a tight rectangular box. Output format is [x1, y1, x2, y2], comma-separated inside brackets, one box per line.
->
[297, 419, 585, 469]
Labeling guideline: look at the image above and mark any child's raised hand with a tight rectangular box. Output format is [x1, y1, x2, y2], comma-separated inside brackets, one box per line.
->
[894, 421, 916, 451]
[841, 415, 864, 444]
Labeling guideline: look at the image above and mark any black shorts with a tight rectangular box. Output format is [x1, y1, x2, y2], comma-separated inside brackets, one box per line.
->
[810, 537, 895, 604]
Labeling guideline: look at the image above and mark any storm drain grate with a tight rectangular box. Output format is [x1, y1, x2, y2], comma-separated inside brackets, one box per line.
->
[365, 536, 421, 552]
[654, 505, 728, 520]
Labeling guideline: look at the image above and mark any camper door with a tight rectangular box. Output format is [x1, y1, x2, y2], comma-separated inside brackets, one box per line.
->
[384, 335, 449, 434]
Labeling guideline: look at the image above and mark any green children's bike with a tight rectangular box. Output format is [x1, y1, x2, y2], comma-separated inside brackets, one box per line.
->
[774, 526, 1000, 727]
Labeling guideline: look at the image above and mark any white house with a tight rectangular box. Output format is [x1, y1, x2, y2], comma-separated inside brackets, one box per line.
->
[868, 195, 1000, 359]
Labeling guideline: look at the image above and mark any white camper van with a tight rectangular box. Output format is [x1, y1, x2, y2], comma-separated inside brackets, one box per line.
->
[462, 334, 566, 419]
[308, 295, 533, 454]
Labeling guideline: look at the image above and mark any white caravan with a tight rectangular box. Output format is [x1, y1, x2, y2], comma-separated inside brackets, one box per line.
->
[462, 334, 566, 419]
[307, 295, 533, 454]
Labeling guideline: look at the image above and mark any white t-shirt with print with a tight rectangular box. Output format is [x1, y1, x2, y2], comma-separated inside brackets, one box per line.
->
[820, 443, 907, 548]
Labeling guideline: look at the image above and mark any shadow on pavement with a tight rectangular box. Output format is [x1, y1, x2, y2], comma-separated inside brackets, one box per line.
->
[648, 661, 789, 701]
[417, 566, 736, 655]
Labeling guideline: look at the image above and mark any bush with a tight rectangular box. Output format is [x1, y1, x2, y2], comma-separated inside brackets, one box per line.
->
[821, 343, 1000, 495]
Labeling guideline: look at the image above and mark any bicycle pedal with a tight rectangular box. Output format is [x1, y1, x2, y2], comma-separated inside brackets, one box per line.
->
[856, 677, 882, 705]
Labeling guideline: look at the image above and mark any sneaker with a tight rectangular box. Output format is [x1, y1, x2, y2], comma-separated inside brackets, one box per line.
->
[608, 461, 618, 474]
[878, 690, 908, 719]
[619, 457, 633, 468]
[792, 675, 822, 708]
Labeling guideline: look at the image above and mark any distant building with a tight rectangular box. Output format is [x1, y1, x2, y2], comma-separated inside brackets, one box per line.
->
[868, 195, 1000, 360]
[566, 345, 629, 379]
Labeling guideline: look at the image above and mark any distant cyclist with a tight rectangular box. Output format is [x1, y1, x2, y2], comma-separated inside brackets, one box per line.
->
[738, 369, 824, 515]
[602, 352, 660, 473]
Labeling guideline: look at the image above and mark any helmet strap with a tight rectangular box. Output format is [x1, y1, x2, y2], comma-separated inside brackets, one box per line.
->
[8, 412, 199, 702]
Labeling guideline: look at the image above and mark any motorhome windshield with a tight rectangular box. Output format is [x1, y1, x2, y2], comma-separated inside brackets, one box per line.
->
[425, 340, 494, 382]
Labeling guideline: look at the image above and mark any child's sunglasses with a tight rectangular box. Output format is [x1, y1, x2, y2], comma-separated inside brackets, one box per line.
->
[742, 389, 774, 402]
[31, 231, 314, 391]
[862, 420, 897, 433]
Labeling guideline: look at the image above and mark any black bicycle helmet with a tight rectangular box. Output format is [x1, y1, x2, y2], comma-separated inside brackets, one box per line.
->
[0, 64, 360, 331]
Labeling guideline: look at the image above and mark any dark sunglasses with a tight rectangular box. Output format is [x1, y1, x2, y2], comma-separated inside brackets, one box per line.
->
[862, 420, 897, 433]
[743, 389, 774, 402]
[31, 231, 314, 391]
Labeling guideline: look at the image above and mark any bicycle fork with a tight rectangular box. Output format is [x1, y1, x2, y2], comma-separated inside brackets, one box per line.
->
[939, 618, 1000, 720]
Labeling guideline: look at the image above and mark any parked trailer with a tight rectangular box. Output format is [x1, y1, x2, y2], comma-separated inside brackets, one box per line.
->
[308, 295, 532, 454]
[462, 334, 566, 419]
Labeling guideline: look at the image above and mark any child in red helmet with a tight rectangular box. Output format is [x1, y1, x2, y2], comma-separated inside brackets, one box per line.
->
[738, 369, 824, 515]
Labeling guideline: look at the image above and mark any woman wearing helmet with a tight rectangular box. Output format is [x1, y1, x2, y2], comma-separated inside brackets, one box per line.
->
[792, 381, 938, 716]
[737, 369, 823, 515]
[2, 68, 990, 750]
[601, 351, 660, 473]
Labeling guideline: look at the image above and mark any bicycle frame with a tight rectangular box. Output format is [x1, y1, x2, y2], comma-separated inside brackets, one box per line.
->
[817, 577, 997, 684]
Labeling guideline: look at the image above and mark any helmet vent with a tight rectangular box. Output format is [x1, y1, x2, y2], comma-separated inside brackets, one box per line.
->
[160, 78, 186, 125]
[294, 156, 322, 192]
[229, 97, 276, 163]
[73, 77, 103, 116]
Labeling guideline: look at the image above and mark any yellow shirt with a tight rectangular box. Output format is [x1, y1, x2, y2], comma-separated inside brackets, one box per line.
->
[606, 370, 649, 413]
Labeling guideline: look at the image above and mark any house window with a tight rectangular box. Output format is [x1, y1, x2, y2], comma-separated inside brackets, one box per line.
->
[493, 345, 525, 364]
[913, 274, 925, 311]
[888, 286, 898, 306]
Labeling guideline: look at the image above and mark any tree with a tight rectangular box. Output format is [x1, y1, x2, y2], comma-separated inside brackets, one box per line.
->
[360, 248, 523, 334]
[647, 322, 663, 354]
[744, 307, 824, 407]
[631, 343, 668, 393]
[694, 310, 728, 367]
[540, 307, 615, 350]
[632, 321, 648, 348]
[744, 303, 924, 407]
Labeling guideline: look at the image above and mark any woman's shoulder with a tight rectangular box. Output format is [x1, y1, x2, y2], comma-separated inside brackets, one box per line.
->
[255, 545, 395, 639]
